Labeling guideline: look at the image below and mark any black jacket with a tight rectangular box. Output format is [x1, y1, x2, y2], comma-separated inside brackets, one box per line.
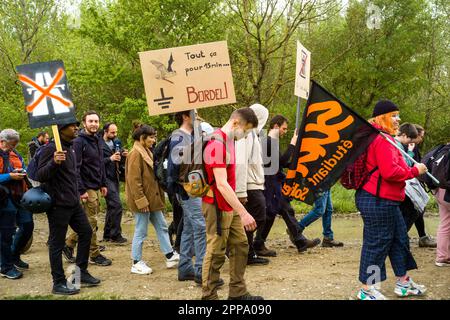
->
[261, 136, 295, 216]
[73, 130, 107, 194]
[36, 140, 80, 207]
[101, 138, 123, 183]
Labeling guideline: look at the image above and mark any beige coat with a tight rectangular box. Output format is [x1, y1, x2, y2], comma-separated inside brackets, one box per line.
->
[125, 141, 165, 213]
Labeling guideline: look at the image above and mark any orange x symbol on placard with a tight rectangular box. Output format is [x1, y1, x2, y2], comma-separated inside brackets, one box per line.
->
[19, 68, 73, 113]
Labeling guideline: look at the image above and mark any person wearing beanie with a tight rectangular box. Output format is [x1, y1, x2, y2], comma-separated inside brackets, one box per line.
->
[355, 100, 429, 300]
[36, 120, 101, 295]
[371, 99, 399, 118]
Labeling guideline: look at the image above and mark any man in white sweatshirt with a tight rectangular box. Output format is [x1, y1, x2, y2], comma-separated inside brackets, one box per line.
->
[235, 103, 271, 265]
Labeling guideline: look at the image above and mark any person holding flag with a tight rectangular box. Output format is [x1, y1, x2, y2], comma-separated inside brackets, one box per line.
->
[356, 100, 428, 300]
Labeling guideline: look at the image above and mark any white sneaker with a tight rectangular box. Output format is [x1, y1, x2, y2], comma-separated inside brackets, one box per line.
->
[394, 277, 426, 297]
[172, 251, 180, 261]
[166, 252, 179, 269]
[435, 260, 450, 267]
[356, 286, 387, 300]
[131, 261, 153, 275]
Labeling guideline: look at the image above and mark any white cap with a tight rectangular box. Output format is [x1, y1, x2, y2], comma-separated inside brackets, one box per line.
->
[200, 122, 214, 135]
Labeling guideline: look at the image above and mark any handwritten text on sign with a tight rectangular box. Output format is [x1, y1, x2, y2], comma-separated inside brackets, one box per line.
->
[139, 41, 236, 116]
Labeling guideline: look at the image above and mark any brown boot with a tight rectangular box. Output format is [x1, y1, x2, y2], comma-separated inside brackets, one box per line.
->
[255, 244, 277, 257]
[322, 237, 344, 247]
[296, 238, 321, 252]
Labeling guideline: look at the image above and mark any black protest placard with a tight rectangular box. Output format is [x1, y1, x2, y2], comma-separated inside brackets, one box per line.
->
[16, 60, 77, 129]
[282, 81, 379, 205]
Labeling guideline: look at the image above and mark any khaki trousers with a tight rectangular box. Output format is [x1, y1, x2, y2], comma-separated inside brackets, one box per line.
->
[201, 202, 249, 300]
[66, 189, 100, 258]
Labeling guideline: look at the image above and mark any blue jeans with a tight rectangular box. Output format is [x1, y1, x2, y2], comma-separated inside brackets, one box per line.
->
[176, 195, 206, 278]
[11, 204, 34, 261]
[298, 190, 334, 239]
[131, 211, 173, 262]
[0, 198, 17, 272]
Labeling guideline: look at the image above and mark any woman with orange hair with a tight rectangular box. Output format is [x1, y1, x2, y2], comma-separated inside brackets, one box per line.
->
[356, 100, 428, 300]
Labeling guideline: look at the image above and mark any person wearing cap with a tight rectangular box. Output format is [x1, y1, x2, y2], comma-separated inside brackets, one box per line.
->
[64, 111, 112, 267]
[0, 129, 34, 280]
[36, 120, 100, 295]
[355, 100, 429, 300]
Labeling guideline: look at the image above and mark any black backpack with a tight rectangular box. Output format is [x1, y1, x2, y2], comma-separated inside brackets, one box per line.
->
[153, 135, 172, 191]
[418, 144, 450, 191]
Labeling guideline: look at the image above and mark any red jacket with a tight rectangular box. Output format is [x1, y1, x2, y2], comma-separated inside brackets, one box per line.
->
[362, 127, 419, 201]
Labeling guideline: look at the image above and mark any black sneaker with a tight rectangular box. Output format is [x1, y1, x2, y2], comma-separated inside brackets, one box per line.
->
[52, 283, 80, 295]
[14, 258, 29, 270]
[80, 271, 101, 287]
[195, 277, 225, 287]
[62, 245, 76, 263]
[228, 293, 264, 300]
[90, 254, 112, 266]
[247, 255, 270, 266]
[110, 236, 127, 244]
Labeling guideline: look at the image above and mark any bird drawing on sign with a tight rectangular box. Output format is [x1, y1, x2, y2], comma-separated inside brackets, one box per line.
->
[151, 53, 176, 84]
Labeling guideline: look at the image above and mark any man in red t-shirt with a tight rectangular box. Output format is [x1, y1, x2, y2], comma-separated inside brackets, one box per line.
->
[201, 107, 263, 300]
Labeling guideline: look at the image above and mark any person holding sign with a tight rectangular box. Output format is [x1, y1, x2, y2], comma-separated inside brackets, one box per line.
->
[36, 121, 101, 295]
[0, 129, 33, 279]
[64, 111, 112, 267]
[167, 111, 207, 284]
[256, 115, 321, 254]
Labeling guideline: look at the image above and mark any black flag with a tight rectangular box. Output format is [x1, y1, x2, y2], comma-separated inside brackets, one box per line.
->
[282, 81, 379, 205]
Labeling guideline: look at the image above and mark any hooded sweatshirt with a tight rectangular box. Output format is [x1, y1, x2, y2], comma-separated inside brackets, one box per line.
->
[73, 129, 107, 195]
[235, 103, 269, 198]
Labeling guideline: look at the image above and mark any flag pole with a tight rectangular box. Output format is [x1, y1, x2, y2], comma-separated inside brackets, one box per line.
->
[379, 132, 440, 185]
[295, 96, 301, 129]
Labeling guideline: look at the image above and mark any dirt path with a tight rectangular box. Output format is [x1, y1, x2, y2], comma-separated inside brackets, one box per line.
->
[1, 213, 449, 300]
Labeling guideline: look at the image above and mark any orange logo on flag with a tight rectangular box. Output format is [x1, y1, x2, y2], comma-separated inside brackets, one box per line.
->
[286, 100, 354, 179]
